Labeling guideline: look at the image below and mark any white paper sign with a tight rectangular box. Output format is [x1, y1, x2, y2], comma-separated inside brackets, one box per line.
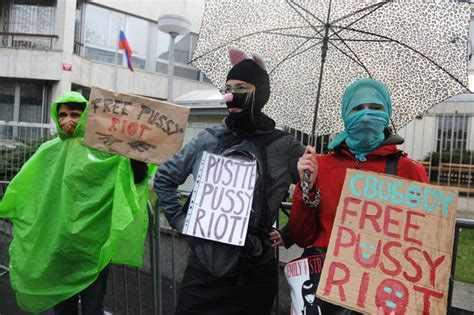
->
[285, 257, 323, 315]
[182, 152, 256, 246]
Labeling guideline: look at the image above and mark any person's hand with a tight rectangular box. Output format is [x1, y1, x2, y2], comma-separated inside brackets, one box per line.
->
[298, 145, 318, 189]
[268, 229, 284, 248]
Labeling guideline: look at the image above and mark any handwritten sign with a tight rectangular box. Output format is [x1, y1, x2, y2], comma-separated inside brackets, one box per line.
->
[285, 255, 325, 315]
[84, 86, 190, 165]
[316, 169, 458, 315]
[182, 152, 256, 246]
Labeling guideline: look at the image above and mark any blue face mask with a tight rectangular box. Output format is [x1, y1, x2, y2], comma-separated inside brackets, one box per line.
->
[328, 78, 393, 160]
[344, 109, 390, 161]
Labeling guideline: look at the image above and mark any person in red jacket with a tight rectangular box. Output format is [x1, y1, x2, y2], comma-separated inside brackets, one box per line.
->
[288, 78, 429, 315]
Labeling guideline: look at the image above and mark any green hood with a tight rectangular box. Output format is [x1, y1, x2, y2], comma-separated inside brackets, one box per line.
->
[50, 91, 89, 139]
[0, 90, 153, 313]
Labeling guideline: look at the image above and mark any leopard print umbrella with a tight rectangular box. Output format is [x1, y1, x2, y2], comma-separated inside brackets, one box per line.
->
[191, 0, 471, 136]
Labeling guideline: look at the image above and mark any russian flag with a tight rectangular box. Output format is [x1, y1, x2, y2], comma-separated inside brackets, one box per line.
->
[119, 30, 134, 72]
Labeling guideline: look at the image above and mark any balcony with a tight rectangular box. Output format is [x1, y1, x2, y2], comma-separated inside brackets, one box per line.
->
[0, 32, 58, 50]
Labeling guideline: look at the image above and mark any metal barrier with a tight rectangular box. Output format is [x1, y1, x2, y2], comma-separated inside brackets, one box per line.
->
[0, 218, 12, 277]
[1, 188, 474, 314]
[102, 202, 158, 315]
[0, 32, 58, 50]
[0, 121, 56, 194]
[1, 120, 474, 314]
[278, 203, 474, 315]
[0, 201, 158, 314]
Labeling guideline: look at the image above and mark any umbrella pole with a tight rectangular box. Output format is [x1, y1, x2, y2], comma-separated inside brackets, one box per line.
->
[310, 4, 332, 147]
[302, 4, 332, 208]
[310, 34, 329, 147]
[302, 25, 329, 205]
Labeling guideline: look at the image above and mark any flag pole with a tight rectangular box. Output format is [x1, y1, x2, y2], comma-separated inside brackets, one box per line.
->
[114, 26, 120, 91]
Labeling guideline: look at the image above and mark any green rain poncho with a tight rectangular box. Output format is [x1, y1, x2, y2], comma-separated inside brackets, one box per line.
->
[0, 91, 151, 312]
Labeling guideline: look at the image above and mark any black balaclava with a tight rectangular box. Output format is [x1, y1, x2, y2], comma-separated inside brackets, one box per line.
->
[225, 59, 274, 137]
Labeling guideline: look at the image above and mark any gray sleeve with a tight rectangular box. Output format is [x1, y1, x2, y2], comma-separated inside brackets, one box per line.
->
[154, 133, 204, 232]
[280, 136, 304, 248]
[288, 136, 305, 184]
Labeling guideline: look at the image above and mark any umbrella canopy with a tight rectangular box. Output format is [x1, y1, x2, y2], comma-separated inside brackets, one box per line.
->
[192, 0, 471, 137]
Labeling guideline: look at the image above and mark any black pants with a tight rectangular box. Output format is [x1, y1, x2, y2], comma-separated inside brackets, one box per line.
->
[176, 253, 278, 315]
[53, 265, 110, 315]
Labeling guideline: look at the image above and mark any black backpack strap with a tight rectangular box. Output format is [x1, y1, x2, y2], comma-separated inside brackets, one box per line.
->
[385, 151, 403, 175]
[248, 129, 288, 230]
[250, 129, 288, 185]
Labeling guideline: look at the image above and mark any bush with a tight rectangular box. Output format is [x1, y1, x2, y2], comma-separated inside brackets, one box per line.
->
[423, 150, 474, 165]
[0, 137, 51, 181]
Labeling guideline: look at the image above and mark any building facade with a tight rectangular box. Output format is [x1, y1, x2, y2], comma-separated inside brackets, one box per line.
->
[0, 0, 222, 140]
[1, 0, 474, 162]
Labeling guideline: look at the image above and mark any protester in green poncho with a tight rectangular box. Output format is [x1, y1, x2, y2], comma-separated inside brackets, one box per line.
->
[0, 91, 150, 314]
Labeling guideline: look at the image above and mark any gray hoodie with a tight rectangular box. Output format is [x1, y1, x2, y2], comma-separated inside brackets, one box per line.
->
[154, 122, 304, 275]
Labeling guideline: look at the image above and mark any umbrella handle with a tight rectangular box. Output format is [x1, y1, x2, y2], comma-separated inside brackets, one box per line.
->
[302, 171, 320, 208]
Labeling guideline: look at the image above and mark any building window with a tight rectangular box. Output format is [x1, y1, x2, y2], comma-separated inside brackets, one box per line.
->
[0, 82, 15, 139]
[436, 114, 468, 151]
[124, 15, 147, 70]
[19, 82, 44, 123]
[82, 3, 148, 70]
[0, 80, 49, 139]
[73, 0, 84, 55]
[84, 4, 124, 65]
[0, 0, 57, 50]
[71, 83, 90, 100]
[156, 31, 209, 81]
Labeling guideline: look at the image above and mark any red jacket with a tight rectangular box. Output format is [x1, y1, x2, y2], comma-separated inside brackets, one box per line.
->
[288, 144, 429, 249]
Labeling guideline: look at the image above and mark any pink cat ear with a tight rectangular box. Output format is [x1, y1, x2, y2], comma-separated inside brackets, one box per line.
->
[229, 47, 246, 65]
[251, 53, 266, 70]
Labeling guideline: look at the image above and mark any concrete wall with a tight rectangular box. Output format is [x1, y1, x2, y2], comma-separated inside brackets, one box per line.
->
[0, 0, 214, 107]
[398, 116, 437, 161]
[398, 99, 474, 161]
[0, 46, 213, 103]
[71, 55, 213, 100]
[0, 48, 62, 81]
[89, 0, 205, 33]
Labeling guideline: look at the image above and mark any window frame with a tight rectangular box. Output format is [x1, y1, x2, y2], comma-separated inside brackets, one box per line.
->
[436, 114, 469, 152]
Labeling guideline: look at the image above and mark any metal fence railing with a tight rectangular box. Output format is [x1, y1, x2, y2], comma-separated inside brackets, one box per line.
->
[1, 201, 473, 315]
[277, 203, 474, 315]
[0, 32, 58, 50]
[0, 203, 159, 315]
[0, 121, 56, 196]
[1, 120, 474, 314]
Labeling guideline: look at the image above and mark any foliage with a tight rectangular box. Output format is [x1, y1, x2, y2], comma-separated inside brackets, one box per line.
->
[423, 150, 474, 165]
[455, 228, 474, 284]
[0, 137, 51, 181]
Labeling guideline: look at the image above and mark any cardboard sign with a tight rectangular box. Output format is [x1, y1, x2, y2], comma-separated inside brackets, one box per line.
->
[316, 169, 458, 315]
[182, 152, 256, 246]
[285, 255, 325, 315]
[84, 86, 190, 165]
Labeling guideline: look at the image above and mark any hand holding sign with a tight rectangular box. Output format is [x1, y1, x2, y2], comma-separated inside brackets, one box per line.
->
[84, 86, 190, 165]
